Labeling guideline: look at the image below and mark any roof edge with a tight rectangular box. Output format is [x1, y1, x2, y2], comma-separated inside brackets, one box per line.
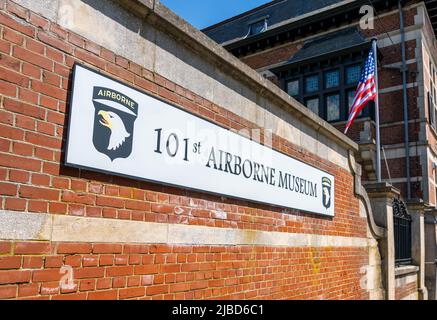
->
[201, 0, 283, 32]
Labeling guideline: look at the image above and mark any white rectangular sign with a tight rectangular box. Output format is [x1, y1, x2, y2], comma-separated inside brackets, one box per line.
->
[65, 64, 335, 216]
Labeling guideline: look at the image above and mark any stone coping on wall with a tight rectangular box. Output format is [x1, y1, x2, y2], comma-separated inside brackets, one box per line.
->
[0, 211, 373, 247]
[395, 265, 420, 277]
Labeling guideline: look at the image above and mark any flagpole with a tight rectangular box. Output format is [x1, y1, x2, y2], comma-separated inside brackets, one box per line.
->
[372, 38, 382, 182]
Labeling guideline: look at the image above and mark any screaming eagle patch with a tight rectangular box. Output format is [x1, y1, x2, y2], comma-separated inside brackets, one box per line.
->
[92, 86, 138, 161]
[321, 177, 332, 210]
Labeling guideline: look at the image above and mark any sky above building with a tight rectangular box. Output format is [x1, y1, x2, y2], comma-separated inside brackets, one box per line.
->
[160, 0, 273, 30]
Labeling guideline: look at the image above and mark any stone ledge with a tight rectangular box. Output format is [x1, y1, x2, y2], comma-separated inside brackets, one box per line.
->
[0, 210, 372, 247]
[395, 265, 420, 277]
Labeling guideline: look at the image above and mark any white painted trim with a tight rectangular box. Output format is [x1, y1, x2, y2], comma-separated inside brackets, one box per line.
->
[0, 211, 371, 247]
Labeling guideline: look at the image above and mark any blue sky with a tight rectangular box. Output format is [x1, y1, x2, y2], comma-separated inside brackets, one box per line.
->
[160, 0, 272, 29]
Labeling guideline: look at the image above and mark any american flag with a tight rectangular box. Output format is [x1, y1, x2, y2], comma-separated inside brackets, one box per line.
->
[344, 47, 377, 134]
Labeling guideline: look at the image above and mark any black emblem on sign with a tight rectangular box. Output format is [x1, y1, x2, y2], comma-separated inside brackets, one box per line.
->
[92, 86, 138, 161]
[322, 177, 332, 209]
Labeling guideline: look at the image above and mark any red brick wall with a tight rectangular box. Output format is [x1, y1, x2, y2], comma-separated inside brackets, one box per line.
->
[0, 241, 369, 300]
[0, 0, 370, 300]
[395, 274, 418, 300]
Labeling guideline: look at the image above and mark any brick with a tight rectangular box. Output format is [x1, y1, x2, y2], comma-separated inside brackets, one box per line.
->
[0, 52, 21, 72]
[0, 110, 13, 125]
[82, 255, 99, 267]
[107, 63, 134, 83]
[113, 276, 126, 288]
[29, 12, 49, 30]
[0, 285, 17, 299]
[100, 47, 115, 62]
[151, 203, 174, 214]
[46, 47, 63, 63]
[141, 275, 153, 286]
[106, 266, 133, 277]
[32, 269, 62, 282]
[5, 198, 26, 211]
[146, 284, 168, 296]
[0, 138, 9, 152]
[50, 24, 67, 39]
[0, 79, 16, 97]
[19, 185, 59, 201]
[0, 66, 29, 87]
[99, 255, 114, 266]
[7, 2, 28, 19]
[64, 255, 81, 267]
[91, 279, 109, 291]
[11, 142, 34, 159]
[40, 281, 60, 295]
[28, 200, 47, 213]
[0, 242, 11, 254]
[85, 40, 100, 55]
[35, 147, 54, 161]
[119, 287, 145, 299]
[0, 38, 11, 53]
[114, 255, 128, 265]
[3, 98, 45, 119]
[75, 267, 104, 279]
[3, 27, 23, 45]
[15, 242, 51, 255]
[40, 95, 58, 111]
[52, 292, 87, 300]
[22, 256, 44, 269]
[0, 270, 31, 284]
[45, 256, 64, 268]
[0, 182, 17, 196]
[42, 70, 61, 87]
[71, 180, 87, 192]
[93, 244, 122, 254]
[0, 12, 34, 37]
[57, 243, 92, 254]
[68, 32, 84, 48]
[68, 204, 85, 216]
[96, 196, 124, 208]
[0, 153, 41, 172]
[52, 177, 70, 189]
[25, 38, 45, 55]
[170, 283, 190, 293]
[87, 289, 118, 300]
[134, 265, 159, 275]
[38, 31, 74, 54]
[127, 276, 141, 287]
[13, 47, 52, 70]
[18, 283, 39, 297]
[0, 256, 21, 270]
[79, 279, 96, 291]
[31, 80, 66, 100]
[15, 115, 35, 131]
[31, 173, 50, 186]
[62, 190, 95, 205]
[48, 202, 67, 214]
[75, 49, 106, 70]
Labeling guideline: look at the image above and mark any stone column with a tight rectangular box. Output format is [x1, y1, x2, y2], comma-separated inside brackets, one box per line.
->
[407, 199, 429, 300]
[366, 182, 400, 300]
[424, 209, 437, 300]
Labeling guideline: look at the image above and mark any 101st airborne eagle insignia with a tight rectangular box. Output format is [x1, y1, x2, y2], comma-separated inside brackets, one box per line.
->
[322, 177, 332, 210]
[91, 86, 138, 161]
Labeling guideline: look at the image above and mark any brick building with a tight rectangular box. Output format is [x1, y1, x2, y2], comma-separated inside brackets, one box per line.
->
[0, 0, 433, 300]
[203, 0, 437, 299]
